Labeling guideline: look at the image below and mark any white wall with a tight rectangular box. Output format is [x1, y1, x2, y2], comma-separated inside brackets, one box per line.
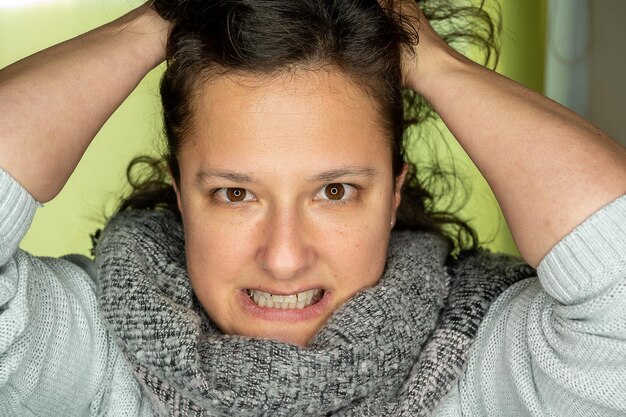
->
[546, 0, 626, 146]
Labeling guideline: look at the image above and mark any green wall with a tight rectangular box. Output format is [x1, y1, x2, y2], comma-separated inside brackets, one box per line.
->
[0, 0, 546, 258]
[1, 1, 162, 257]
[500, 0, 548, 92]
[406, 0, 548, 255]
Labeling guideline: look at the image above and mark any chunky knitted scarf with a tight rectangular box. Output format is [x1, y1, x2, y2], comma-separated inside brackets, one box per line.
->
[95, 210, 534, 417]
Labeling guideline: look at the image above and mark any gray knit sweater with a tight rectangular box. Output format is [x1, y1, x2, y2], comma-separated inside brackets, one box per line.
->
[1, 166, 625, 417]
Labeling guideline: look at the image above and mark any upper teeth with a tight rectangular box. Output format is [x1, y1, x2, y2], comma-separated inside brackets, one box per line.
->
[248, 289, 323, 309]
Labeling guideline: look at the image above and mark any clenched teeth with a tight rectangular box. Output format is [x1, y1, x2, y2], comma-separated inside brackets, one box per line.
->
[247, 288, 324, 309]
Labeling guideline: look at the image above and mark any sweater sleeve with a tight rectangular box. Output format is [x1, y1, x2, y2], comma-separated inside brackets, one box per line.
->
[444, 194, 626, 417]
[0, 168, 152, 417]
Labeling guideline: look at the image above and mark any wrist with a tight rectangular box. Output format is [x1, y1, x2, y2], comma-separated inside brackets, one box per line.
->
[110, 4, 170, 70]
[405, 44, 472, 100]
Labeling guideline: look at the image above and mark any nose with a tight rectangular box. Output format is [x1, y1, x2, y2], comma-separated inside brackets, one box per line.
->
[256, 206, 315, 280]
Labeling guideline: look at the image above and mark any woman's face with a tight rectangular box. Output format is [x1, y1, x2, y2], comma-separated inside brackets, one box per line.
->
[173, 69, 405, 346]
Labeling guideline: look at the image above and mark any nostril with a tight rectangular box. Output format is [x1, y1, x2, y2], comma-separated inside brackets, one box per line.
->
[256, 211, 315, 280]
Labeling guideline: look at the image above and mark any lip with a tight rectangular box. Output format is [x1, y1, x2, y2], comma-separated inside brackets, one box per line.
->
[239, 288, 331, 322]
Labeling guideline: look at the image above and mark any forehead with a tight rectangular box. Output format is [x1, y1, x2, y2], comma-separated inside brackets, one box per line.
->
[181, 69, 391, 176]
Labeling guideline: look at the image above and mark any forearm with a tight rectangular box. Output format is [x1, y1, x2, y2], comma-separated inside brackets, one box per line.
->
[0, 4, 168, 203]
[416, 51, 626, 266]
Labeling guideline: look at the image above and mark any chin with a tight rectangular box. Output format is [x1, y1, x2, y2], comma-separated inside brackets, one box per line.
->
[274, 332, 316, 347]
[242, 324, 319, 347]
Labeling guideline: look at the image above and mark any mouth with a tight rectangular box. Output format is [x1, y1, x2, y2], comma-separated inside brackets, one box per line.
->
[245, 288, 325, 310]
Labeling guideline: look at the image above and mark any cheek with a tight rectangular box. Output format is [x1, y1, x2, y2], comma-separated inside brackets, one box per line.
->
[316, 200, 392, 291]
[180, 200, 256, 311]
[180, 206, 258, 334]
[184, 215, 250, 275]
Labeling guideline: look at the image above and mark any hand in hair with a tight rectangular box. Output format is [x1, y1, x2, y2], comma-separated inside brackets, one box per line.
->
[384, 1, 626, 267]
[0, 4, 170, 203]
[378, 0, 454, 94]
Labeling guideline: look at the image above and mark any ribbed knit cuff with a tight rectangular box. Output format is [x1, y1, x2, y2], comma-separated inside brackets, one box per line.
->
[0, 168, 41, 264]
[537, 194, 626, 305]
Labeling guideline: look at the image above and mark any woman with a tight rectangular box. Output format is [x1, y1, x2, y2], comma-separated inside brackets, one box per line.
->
[0, 0, 624, 416]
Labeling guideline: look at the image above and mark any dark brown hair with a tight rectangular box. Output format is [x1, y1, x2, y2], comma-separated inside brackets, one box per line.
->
[119, 0, 500, 254]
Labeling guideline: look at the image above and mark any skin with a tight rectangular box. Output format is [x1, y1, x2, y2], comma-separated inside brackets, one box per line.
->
[1, 2, 623, 347]
[0, 5, 168, 203]
[389, 1, 626, 266]
[171, 70, 406, 346]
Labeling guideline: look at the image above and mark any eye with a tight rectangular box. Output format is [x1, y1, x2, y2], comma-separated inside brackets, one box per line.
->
[316, 183, 357, 202]
[324, 184, 345, 200]
[213, 187, 255, 204]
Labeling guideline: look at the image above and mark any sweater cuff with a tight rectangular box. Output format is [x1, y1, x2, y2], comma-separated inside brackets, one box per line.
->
[0, 168, 41, 263]
[537, 194, 626, 305]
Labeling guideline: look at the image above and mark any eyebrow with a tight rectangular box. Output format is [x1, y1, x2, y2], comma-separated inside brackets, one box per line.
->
[309, 167, 378, 182]
[195, 166, 378, 185]
[195, 169, 254, 185]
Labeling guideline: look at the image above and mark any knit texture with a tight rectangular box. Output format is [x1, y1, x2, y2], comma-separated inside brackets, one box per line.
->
[95, 209, 533, 417]
[436, 195, 626, 417]
[0, 169, 152, 417]
[2, 165, 625, 417]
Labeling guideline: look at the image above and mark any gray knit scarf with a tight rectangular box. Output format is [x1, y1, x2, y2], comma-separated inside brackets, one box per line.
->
[95, 210, 534, 417]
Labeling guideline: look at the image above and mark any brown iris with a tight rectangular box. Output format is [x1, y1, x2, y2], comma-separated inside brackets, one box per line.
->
[226, 188, 246, 202]
[324, 183, 345, 200]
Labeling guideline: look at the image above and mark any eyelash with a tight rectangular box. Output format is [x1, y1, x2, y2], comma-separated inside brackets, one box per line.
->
[315, 183, 359, 206]
[209, 183, 360, 206]
[210, 188, 255, 207]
